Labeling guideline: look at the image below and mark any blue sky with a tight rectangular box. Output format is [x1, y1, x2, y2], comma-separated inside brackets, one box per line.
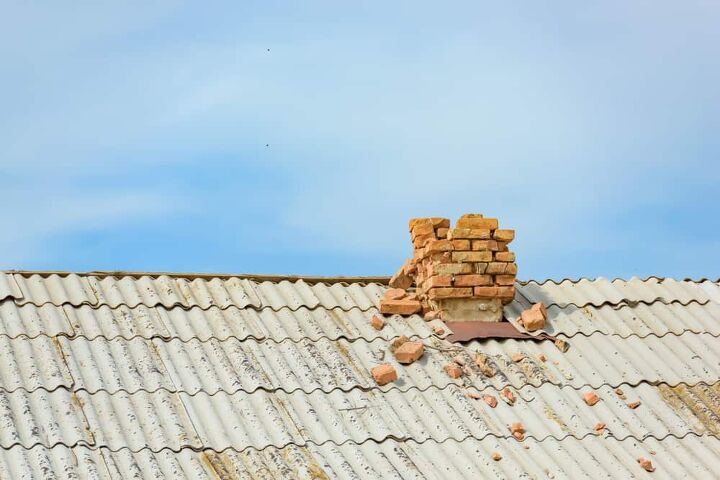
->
[1, 1, 718, 280]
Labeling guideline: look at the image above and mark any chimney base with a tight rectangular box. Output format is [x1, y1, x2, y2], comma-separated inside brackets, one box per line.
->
[431, 298, 503, 322]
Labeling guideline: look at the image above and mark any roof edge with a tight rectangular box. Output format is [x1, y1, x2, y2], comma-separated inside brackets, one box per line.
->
[1, 270, 392, 285]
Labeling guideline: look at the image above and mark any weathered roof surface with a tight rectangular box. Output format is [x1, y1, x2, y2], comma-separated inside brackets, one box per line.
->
[0, 271, 718, 479]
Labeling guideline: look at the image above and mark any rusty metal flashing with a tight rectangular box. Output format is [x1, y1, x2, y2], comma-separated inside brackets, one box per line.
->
[444, 321, 556, 342]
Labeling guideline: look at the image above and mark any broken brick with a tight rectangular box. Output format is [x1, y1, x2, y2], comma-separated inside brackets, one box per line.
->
[423, 310, 439, 321]
[371, 364, 397, 385]
[389, 261, 414, 289]
[475, 354, 496, 377]
[370, 315, 384, 330]
[583, 391, 600, 406]
[436, 227, 449, 238]
[531, 302, 548, 320]
[452, 354, 466, 366]
[394, 341, 424, 364]
[389, 336, 409, 353]
[383, 288, 407, 301]
[491, 452, 502, 461]
[501, 387, 516, 405]
[380, 299, 422, 315]
[483, 395, 498, 408]
[493, 229, 515, 242]
[628, 401, 641, 409]
[637, 457, 655, 472]
[444, 363, 463, 378]
[520, 308, 545, 332]
[509, 422, 525, 440]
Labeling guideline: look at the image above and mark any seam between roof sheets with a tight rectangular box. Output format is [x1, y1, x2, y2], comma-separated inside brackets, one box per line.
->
[0, 327, 714, 345]
[2, 379, 718, 398]
[519, 276, 720, 286]
[0, 431, 714, 454]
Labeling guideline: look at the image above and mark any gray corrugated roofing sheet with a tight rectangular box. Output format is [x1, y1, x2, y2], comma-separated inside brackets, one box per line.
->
[3, 436, 719, 480]
[0, 271, 718, 478]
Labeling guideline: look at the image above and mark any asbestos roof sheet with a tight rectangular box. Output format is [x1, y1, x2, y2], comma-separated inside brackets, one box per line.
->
[0, 271, 718, 478]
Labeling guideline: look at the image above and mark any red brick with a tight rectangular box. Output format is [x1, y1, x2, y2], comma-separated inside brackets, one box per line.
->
[389, 335, 409, 353]
[495, 274, 516, 286]
[380, 299, 422, 315]
[444, 363, 463, 378]
[637, 458, 655, 472]
[504, 263, 518, 275]
[531, 302, 547, 320]
[447, 228, 491, 240]
[412, 234, 434, 249]
[497, 286, 515, 302]
[394, 341, 424, 364]
[450, 239, 470, 250]
[370, 315, 384, 330]
[474, 286, 499, 297]
[471, 239, 499, 251]
[371, 364, 397, 385]
[424, 239, 453, 255]
[383, 288, 407, 301]
[583, 391, 600, 406]
[452, 251, 492, 263]
[435, 227, 449, 238]
[389, 262, 413, 289]
[496, 241, 508, 251]
[425, 275, 453, 288]
[408, 218, 433, 231]
[453, 274, 492, 287]
[483, 394, 498, 408]
[493, 229, 515, 242]
[486, 262, 507, 274]
[520, 308, 545, 331]
[427, 287, 473, 299]
[495, 251, 515, 262]
[456, 217, 498, 229]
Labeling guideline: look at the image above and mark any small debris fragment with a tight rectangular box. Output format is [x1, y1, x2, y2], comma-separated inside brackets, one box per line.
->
[483, 394, 498, 408]
[370, 315, 385, 331]
[583, 391, 600, 406]
[615, 387, 627, 400]
[523, 444, 529, 450]
[389, 336, 409, 353]
[509, 422, 525, 440]
[511, 353, 525, 363]
[444, 363, 463, 378]
[465, 391, 481, 400]
[423, 310, 439, 321]
[637, 457, 655, 472]
[371, 364, 397, 385]
[491, 452, 502, 461]
[501, 387, 516, 405]
[594, 422, 606, 434]
[628, 401, 641, 409]
[394, 341, 424, 364]
[552, 360, 559, 366]
[431, 325, 445, 336]
[554, 339, 569, 352]
[537, 354, 546, 362]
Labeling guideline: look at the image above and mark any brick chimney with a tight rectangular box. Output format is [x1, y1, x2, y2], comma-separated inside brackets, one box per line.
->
[388, 214, 516, 322]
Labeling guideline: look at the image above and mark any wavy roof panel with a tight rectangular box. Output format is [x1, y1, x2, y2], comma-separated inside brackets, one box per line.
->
[0, 271, 717, 478]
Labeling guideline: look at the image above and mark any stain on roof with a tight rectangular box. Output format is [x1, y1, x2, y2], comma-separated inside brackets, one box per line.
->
[0, 271, 718, 478]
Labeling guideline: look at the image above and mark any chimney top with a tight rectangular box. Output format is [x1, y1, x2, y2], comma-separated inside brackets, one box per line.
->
[386, 213, 516, 322]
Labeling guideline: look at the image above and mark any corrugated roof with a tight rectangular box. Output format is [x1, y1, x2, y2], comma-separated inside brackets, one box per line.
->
[0, 271, 718, 478]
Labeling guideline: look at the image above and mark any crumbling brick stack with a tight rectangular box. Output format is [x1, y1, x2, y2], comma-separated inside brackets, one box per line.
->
[384, 213, 517, 322]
